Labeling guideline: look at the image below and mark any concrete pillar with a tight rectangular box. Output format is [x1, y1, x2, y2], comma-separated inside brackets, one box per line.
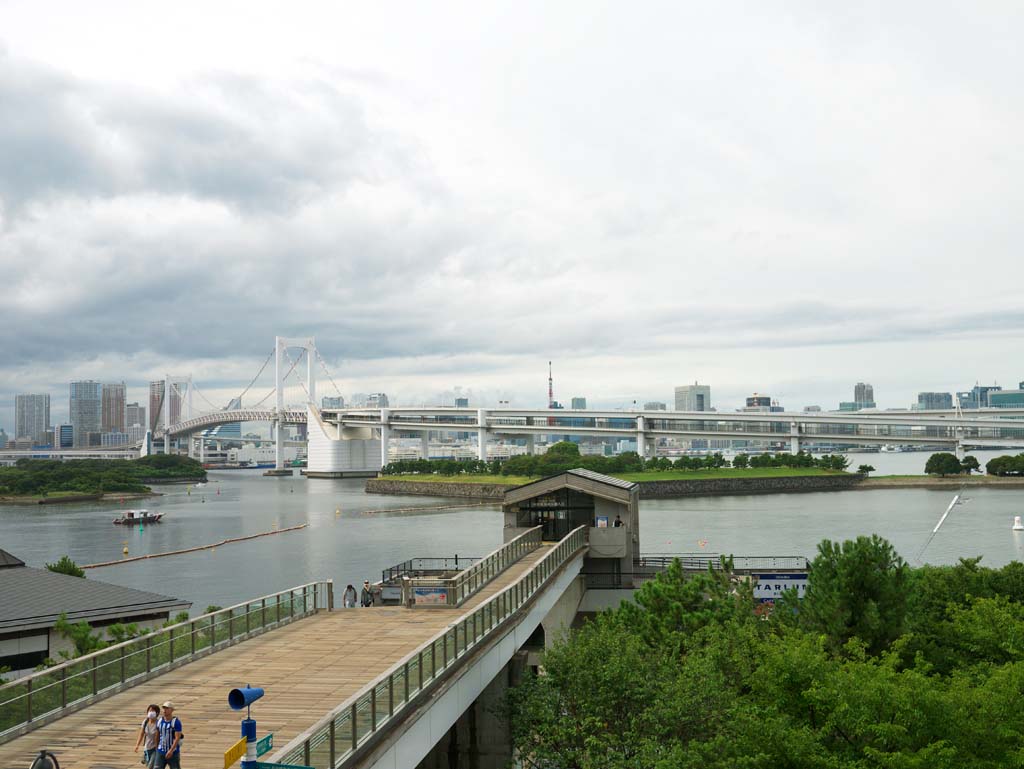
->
[421, 430, 430, 460]
[955, 441, 966, 460]
[636, 415, 646, 459]
[274, 337, 285, 469]
[790, 422, 800, 455]
[526, 433, 535, 455]
[477, 408, 488, 461]
[380, 408, 391, 467]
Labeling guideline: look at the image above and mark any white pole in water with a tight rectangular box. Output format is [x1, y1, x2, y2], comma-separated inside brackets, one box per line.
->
[916, 493, 964, 564]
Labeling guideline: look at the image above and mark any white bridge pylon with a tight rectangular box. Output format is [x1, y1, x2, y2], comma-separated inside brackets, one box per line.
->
[275, 336, 317, 469]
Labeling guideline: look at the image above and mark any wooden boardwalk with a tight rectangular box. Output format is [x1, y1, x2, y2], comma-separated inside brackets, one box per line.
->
[0, 546, 551, 769]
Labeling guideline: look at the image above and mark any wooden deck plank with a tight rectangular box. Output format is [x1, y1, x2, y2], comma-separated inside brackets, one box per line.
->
[0, 546, 551, 769]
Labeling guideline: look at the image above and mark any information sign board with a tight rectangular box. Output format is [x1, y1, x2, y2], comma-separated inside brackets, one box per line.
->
[413, 586, 448, 605]
[224, 736, 247, 769]
[256, 733, 274, 757]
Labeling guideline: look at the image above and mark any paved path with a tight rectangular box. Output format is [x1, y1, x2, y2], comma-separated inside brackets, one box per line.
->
[0, 546, 551, 769]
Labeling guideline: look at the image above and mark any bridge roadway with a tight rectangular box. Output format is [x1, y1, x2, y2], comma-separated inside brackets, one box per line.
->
[0, 545, 553, 769]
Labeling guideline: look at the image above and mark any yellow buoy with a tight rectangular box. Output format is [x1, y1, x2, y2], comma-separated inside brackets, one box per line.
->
[335, 507, 341, 517]
[122, 546, 129, 555]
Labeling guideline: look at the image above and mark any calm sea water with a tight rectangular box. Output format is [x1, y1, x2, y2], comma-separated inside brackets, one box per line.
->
[0, 451, 1021, 612]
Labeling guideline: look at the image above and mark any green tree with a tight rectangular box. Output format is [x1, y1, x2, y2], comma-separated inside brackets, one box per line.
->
[45, 555, 85, 578]
[54, 613, 107, 658]
[925, 452, 963, 476]
[731, 453, 749, 468]
[857, 463, 876, 475]
[545, 440, 580, 457]
[789, 535, 909, 655]
[961, 455, 981, 474]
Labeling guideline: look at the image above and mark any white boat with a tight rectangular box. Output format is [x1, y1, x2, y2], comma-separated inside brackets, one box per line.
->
[113, 509, 163, 525]
[1013, 516, 1024, 531]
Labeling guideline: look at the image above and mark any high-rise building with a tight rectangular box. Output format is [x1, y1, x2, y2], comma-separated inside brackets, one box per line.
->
[54, 424, 74, 448]
[675, 382, 711, 412]
[69, 381, 101, 447]
[454, 397, 470, 408]
[0, 427, 9, 448]
[126, 402, 146, 429]
[643, 401, 666, 410]
[571, 397, 587, 410]
[956, 384, 1002, 409]
[803, 405, 822, 413]
[915, 392, 953, 410]
[854, 382, 874, 405]
[15, 394, 50, 443]
[366, 393, 390, 408]
[148, 381, 181, 431]
[101, 382, 126, 433]
[321, 396, 345, 409]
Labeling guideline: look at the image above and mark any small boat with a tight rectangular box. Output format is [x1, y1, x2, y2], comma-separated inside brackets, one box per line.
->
[1014, 516, 1024, 531]
[112, 509, 163, 525]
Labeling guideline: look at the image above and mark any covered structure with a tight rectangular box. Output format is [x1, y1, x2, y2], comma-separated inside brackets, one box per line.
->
[0, 550, 192, 676]
[503, 468, 640, 586]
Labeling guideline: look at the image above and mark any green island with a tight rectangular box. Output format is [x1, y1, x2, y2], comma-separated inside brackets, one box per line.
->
[505, 535, 1024, 767]
[0, 455, 207, 503]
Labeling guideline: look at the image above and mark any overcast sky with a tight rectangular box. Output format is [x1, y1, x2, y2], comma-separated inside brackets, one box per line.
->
[1, 1, 1023, 429]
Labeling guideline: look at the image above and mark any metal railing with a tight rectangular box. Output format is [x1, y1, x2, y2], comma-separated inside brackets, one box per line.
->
[381, 556, 480, 584]
[0, 581, 332, 743]
[274, 526, 587, 768]
[638, 554, 808, 572]
[402, 526, 542, 607]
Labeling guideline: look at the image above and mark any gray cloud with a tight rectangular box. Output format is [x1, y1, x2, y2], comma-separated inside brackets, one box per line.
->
[2, 2, 1024, 429]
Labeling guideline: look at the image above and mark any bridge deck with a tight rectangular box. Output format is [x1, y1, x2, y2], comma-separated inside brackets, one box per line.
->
[0, 545, 552, 769]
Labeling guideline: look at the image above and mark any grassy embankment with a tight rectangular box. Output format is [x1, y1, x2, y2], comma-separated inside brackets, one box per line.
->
[377, 467, 846, 484]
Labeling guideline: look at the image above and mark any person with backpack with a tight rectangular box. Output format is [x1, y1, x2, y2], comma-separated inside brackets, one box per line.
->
[154, 701, 183, 768]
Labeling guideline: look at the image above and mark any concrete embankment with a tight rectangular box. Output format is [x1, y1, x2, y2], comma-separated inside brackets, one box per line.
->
[366, 474, 865, 500]
[858, 476, 1024, 490]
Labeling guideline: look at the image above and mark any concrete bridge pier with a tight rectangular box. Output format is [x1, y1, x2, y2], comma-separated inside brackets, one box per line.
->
[636, 415, 646, 459]
[790, 422, 801, 455]
[380, 408, 391, 467]
[421, 430, 430, 461]
[477, 409, 488, 461]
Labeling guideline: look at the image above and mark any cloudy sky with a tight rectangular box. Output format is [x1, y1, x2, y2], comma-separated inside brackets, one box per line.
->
[1, 1, 1023, 429]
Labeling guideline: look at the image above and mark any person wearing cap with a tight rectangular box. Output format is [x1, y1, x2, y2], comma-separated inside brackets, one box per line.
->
[360, 580, 373, 607]
[154, 701, 183, 768]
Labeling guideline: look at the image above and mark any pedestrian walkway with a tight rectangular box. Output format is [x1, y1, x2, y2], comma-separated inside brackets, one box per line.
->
[0, 545, 552, 769]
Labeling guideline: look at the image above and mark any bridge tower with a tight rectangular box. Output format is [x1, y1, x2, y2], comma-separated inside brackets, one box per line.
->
[274, 337, 317, 470]
[162, 374, 192, 455]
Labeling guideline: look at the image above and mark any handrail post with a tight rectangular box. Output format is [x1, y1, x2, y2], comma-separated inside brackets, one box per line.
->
[91, 657, 98, 696]
[146, 635, 152, 674]
[262, 597, 266, 628]
[191, 621, 196, 656]
[351, 703, 358, 749]
[246, 602, 251, 635]
[61, 667, 67, 708]
[26, 677, 32, 723]
[229, 611, 234, 642]
[120, 645, 126, 683]
[388, 675, 394, 717]
[370, 687, 377, 731]
[404, 661, 410, 704]
[277, 593, 281, 623]
[303, 740, 311, 767]
[329, 718, 336, 767]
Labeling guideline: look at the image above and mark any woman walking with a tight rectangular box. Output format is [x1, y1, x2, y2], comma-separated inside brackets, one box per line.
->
[134, 704, 160, 767]
[342, 584, 358, 608]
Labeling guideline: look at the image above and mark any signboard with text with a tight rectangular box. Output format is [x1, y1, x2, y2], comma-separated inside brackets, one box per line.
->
[751, 573, 808, 604]
[256, 733, 274, 757]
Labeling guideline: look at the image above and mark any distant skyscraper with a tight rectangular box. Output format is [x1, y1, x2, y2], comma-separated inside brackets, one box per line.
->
[101, 382, 126, 433]
[0, 427, 9, 448]
[854, 382, 874, 404]
[15, 394, 50, 443]
[644, 401, 666, 410]
[744, 394, 772, 411]
[454, 397, 470, 408]
[148, 380, 181, 430]
[126, 402, 146, 428]
[366, 393, 389, 408]
[571, 397, 587, 410]
[675, 383, 710, 412]
[916, 392, 953, 410]
[956, 384, 1001, 409]
[69, 381, 101, 446]
[803, 405, 822, 413]
[321, 396, 345, 409]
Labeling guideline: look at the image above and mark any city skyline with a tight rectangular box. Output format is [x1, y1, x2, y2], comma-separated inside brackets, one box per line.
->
[2, 3, 1024, 430]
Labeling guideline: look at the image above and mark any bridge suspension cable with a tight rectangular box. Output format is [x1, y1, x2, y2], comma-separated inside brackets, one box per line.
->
[250, 348, 306, 408]
[281, 347, 313, 403]
[313, 345, 344, 399]
[231, 349, 275, 407]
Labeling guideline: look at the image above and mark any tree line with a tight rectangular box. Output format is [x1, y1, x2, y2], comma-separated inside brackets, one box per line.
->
[505, 536, 1024, 767]
[0, 455, 206, 497]
[382, 442, 851, 477]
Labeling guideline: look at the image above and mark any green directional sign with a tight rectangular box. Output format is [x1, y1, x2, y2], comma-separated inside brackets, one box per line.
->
[256, 733, 274, 757]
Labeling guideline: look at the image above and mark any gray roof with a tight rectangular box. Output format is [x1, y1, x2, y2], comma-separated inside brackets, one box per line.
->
[0, 549, 25, 569]
[0, 566, 192, 632]
[504, 467, 639, 507]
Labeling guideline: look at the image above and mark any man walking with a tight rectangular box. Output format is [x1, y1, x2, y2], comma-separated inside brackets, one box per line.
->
[360, 580, 373, 607]
[154, 700, 183, 768]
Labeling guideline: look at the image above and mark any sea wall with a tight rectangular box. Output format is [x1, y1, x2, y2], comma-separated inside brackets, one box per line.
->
[365, 479, 515, 499]
[366, 474, 865, 500]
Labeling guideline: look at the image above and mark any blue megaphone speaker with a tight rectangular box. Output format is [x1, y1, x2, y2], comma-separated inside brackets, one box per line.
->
[228, 686, 265, 711]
